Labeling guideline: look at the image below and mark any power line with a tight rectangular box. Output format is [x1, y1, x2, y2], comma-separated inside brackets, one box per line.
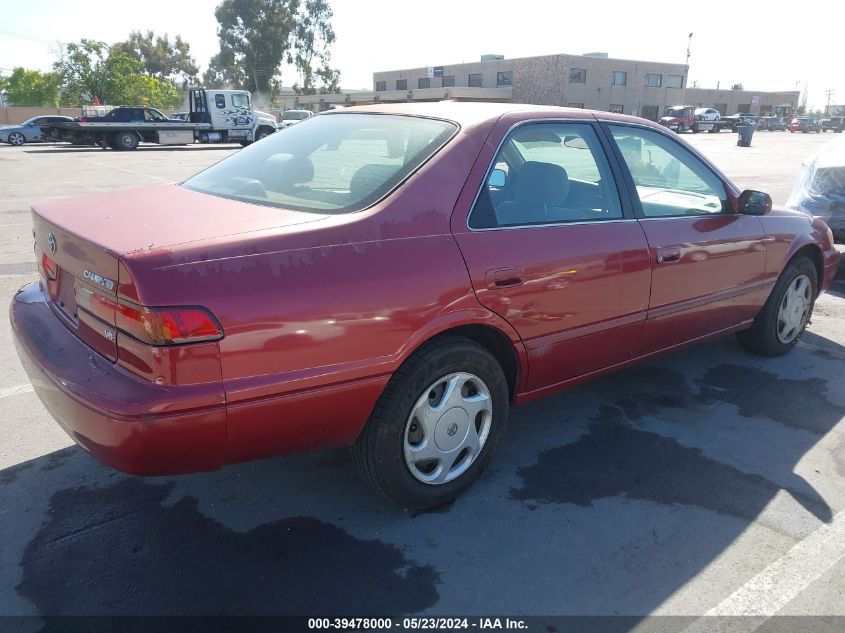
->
[0, 28, 57, 46]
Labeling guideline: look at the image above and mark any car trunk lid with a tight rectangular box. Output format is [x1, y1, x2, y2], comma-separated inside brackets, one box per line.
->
[32, 184, 327, 363]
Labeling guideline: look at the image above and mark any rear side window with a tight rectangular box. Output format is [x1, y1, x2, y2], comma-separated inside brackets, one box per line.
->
[468, 122, 622, 229]
[215, 94, 226, 108]
[183, 114, 458, 214]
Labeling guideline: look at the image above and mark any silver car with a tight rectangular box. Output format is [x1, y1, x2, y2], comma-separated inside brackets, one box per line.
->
[0, 116, 74, 146]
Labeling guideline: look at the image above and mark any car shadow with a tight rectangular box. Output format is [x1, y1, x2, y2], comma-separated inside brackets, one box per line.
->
[1, 334, 843, 618]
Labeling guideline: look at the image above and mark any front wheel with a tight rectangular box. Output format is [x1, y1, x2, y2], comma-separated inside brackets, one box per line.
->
[352, 336, 509, 509]
[736, 256, 817, 356]
[8, 132, 25, 146]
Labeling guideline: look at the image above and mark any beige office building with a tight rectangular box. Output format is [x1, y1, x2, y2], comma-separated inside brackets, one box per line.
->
[300, 52, 798, 119]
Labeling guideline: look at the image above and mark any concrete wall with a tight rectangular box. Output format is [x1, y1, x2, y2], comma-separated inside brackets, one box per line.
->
[0, 107, 81, 125]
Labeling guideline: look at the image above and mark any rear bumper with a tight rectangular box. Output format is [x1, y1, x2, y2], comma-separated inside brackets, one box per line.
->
[10, 282, 226, 476]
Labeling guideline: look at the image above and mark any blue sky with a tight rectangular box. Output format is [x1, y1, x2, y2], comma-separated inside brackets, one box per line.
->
[1, 0, 841, 111]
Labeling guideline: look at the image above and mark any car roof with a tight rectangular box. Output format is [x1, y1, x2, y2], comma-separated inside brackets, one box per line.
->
[322, 101, 655, 129]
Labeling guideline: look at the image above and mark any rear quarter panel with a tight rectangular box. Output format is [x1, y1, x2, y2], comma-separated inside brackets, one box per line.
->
[120, 121, 524, 461]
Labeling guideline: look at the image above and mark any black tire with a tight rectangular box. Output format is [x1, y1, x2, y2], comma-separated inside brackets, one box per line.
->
[113, 131, 139, 151]
[736, 256, 817, 357]
[255, 127, 274, 141]
[352, 335, 509, 509]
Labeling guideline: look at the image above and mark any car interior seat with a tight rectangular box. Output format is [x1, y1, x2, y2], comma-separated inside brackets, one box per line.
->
[495, 161, 570, 226]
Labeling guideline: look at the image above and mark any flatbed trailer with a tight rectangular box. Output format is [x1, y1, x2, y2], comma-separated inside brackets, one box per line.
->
[44, 89, 278, 150]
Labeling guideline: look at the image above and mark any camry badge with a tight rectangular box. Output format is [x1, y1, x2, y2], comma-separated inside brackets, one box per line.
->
[83, 270, 116, 291]
[47, 233, 57, 255]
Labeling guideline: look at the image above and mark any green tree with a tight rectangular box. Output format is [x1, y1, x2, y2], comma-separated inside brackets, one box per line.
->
[53, 39, 110, 105]
[206, 0, 339, 96]
[53, 40, 183, 108]
[5, 67, 61, 106]
[111, 30, 199, 83]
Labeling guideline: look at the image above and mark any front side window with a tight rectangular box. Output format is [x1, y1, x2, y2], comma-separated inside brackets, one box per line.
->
[611, 71, 627, 86]
[468, 73, 483, 87]
[609, 125, 728, 218]
[396, 79, 407, 91]
[375, 80, 386, 91]
[215, 94, 226, 108]
[569, 68, 586, 83]
[667, 74, 684, 89]
[442, 75, 455, 87]
[183, 114, 457, 214]
[468, 122, 622, 229]
[497, 71, 513, 86]
[231, 93, 250, 108]
[645, 74, 662, 87]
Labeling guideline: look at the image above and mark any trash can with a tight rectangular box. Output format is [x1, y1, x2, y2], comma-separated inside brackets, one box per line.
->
[737, 125, 754, 147]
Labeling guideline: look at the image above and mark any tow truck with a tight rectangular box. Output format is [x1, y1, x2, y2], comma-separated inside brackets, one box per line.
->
[43, 88, 279, 150]
[658, 105, 718, 134]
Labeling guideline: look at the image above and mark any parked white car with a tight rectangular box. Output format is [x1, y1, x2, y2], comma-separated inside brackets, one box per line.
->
[695, 108, 721, 122]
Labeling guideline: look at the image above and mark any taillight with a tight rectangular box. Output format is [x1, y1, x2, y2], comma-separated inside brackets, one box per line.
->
[116, 301, 223, 345]
[41, 253, 58, 280]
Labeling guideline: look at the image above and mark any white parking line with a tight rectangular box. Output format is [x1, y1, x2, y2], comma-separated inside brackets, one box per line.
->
[681, 507, 845, 631]
[0, 384, 34, 399]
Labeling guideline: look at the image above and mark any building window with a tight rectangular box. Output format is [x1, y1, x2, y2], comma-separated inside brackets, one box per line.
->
[737, 104, 751, 114]
[396, 79, 407, 91]
[567, 103, 584, 109]
[497, 71, 513, 86]
[645, 74, 662, 88]
[442, 75, 455, 88]
[667, 75, 684, 89]
[611, 71, 627, 86]
[714, 103, 727, 115]
[569, 68, 586, 83]
[468, 73, 483, 87]
[418, 77, 430, 89]
[609, 104, 624, 114]
[375, 81, 386, 92]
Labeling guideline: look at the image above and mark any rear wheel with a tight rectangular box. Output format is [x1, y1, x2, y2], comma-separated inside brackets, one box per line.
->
[736, 256, 817, 356]
[113, 131, 139, 151]
[352, 335, 509, 509]
[8, 132, 25, 146]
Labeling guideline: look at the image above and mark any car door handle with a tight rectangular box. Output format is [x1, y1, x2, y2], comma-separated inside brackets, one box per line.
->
[486, 267, 525, 289]
[656, 247, 682, 264]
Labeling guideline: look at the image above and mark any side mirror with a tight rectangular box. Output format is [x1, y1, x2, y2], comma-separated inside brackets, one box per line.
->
[738, 190, 772, 216]
[488, 169, 506, 188]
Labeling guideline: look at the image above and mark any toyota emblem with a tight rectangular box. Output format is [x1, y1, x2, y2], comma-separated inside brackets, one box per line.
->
[47, 232, 57, 255]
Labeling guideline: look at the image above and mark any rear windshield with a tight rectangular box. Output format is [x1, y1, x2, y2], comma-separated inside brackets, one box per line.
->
[183, 113, 458, 214]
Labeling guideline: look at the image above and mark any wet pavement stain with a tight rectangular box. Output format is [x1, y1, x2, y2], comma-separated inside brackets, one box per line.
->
[586, 366, 700, 422]
[18, 479, 439, 616]
[511, 405, 832, 523]
[700, 364, 845, 434]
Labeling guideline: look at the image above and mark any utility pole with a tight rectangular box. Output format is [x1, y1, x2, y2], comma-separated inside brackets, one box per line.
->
[825, 88, 835, 115]
[682, 33, 693, 104]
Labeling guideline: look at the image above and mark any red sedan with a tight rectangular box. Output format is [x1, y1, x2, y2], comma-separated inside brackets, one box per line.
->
[11, 103, 839, 509]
